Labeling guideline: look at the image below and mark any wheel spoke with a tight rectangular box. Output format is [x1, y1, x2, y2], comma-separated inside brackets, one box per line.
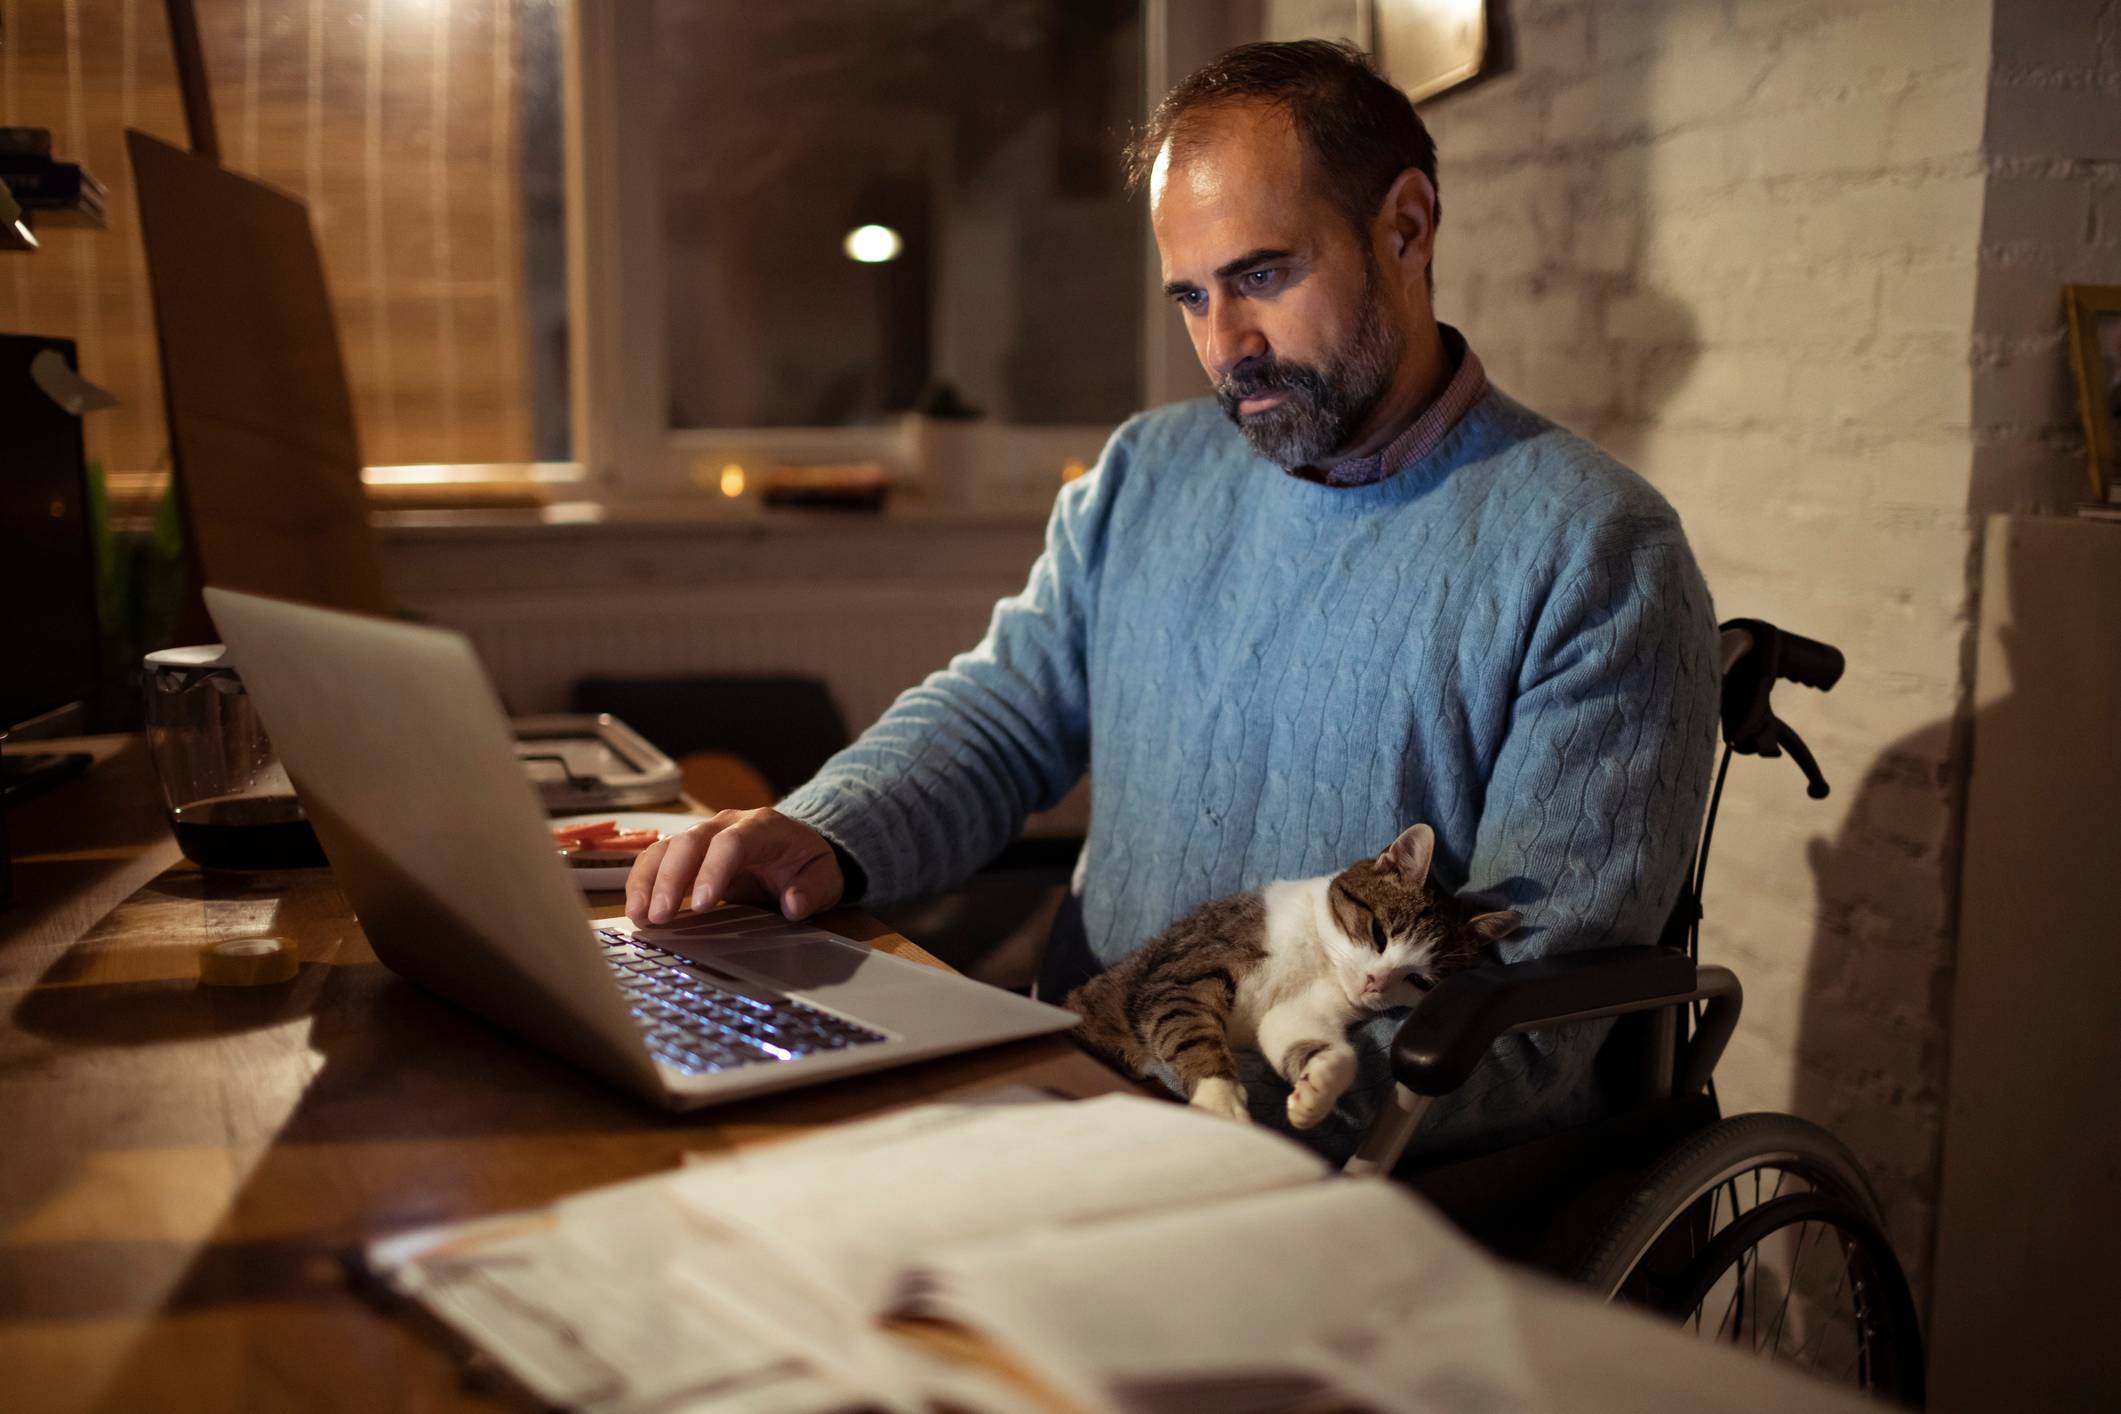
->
[1795, 1237, 1852, 1368]
[1713, 1258, 1744, 1341]
[1762, 1220, 1814, 1356]
[1748, 1222, 1762, 1347]
[1735, 1250, 1748, 1342]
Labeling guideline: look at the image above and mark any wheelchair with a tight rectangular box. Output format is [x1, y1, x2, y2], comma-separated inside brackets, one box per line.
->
[1344, 618, 1928, 1405]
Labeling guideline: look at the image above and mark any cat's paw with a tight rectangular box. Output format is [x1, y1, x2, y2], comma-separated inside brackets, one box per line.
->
[1188, 1076, 1252, 1124]
[1286, 1050, 1356, 1130]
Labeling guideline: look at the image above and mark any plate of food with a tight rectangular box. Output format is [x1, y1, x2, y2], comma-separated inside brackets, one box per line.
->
[548, 812, 702, 891]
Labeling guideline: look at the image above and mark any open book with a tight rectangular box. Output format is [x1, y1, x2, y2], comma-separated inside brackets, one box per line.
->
[361, 1088, 1867, 1414]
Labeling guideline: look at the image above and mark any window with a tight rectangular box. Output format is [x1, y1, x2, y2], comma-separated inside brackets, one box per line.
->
[0, 0, 568, 475]
[537, 0, 1150, 499]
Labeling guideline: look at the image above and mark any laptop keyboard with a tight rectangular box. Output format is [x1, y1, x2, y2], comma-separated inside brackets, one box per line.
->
[595, 927, 887, 1076]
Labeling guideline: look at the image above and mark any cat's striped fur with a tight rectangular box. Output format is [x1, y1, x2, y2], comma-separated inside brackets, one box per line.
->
[1065, 824, 1520, 1129]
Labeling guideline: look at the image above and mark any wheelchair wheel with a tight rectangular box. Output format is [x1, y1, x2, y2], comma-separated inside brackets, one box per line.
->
[1574, 1113, 1926, 1406]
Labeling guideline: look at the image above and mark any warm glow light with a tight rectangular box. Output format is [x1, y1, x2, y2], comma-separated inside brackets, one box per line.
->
[719, 463, 746, 497]
[843, 224, 903, 263]
[12, 219, 36, 249]
[1060, 459, 1087, 483]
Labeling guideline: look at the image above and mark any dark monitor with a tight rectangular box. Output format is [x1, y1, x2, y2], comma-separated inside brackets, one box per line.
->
[0, 333, 100, 740]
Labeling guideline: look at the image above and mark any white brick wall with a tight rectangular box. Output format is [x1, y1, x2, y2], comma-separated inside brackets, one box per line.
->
[1419, 0, 2015, 1299]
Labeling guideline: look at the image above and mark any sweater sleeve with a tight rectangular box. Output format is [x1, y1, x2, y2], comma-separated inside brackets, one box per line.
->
[1404, 536, 1722, 1149]
[775, 423, 1131, 906]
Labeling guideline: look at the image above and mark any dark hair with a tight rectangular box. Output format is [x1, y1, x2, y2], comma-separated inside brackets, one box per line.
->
[1126, 39, 1440, 253]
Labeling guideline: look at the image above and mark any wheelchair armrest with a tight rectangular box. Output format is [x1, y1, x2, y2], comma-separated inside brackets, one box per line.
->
[1391, 946, 1701, 1097]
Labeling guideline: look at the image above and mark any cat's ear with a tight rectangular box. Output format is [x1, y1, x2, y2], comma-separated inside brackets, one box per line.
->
[1377, 823, 1435, 887]
[1467, 910, 1522, 944]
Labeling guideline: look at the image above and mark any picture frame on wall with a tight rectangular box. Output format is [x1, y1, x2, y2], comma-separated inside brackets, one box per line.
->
[1372, 0, 1489, 103]
[2064, 283, 2121, 504]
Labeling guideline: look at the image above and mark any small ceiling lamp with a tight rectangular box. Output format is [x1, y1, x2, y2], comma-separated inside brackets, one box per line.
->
[842, 224, 903, 264]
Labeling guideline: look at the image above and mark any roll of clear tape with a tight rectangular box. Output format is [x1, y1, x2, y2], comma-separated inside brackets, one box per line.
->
[199, 936, 299, 986]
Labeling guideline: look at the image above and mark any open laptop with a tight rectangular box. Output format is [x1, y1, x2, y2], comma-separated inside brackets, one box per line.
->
[204, 588, 1078, 1111]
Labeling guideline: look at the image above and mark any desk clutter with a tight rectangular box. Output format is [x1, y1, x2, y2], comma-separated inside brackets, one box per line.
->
[513, 714, 684, 814]
[361, 1088, 1868, 1414]
[143, 638, 682, 874]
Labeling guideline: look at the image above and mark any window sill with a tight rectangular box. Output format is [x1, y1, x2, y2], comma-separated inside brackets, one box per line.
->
[369, 492, 1056, 540]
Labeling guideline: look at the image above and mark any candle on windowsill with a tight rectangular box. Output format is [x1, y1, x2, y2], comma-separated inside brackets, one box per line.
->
[690, 459, 759, 511]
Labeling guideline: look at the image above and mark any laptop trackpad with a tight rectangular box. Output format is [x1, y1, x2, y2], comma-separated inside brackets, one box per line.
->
[706, 938, 872, 991]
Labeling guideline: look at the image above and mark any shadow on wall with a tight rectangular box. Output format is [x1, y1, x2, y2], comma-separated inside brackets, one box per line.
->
[1788, 385, 2035, 1313]
[1793, 701, 1961, 1309]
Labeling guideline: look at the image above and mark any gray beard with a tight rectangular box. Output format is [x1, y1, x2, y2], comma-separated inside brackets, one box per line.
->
[1217, 275, 1404, 470]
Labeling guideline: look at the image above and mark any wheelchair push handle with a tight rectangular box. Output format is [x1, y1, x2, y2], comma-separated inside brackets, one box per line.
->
[1721, 617, 1844, 696]
[1773, 628, 1845, 693]
[1718, 618, 1844, 800]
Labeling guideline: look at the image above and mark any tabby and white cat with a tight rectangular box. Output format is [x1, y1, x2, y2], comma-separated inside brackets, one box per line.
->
[1065, 824, 1521, 1129]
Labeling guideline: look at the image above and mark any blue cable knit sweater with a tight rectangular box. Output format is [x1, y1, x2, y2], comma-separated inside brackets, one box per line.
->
[781, 385, 1720, 1160]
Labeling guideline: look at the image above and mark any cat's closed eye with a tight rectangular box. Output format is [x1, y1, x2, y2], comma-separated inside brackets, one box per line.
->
[1367, 915, 1387, 951]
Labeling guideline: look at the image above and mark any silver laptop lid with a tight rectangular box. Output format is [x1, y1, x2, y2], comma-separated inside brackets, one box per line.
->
[203, 588, 663, 1098]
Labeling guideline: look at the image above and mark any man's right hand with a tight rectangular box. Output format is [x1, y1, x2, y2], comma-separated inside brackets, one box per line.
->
[624, 808, 844, 927]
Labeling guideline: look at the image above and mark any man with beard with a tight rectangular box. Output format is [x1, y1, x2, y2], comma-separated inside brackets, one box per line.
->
[629, 40, 1720, 1157]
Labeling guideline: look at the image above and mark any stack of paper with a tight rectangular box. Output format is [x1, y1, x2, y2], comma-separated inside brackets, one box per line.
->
[363, 1088, 1874, 1413]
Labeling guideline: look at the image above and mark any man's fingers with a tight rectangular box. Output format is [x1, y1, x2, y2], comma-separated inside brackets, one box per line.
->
[623, 837, 671, 924]
[645, 820, 723, 924]
[630, 810, 833, 925]
[776, 848, 843, 921]
[691, 820, 763, 912]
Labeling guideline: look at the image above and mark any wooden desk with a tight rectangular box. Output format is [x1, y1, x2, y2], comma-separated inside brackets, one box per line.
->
[0, 738, 1124, 1412]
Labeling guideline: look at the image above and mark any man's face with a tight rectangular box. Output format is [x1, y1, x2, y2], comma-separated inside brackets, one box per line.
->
[1150, 104, 1404, 469]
